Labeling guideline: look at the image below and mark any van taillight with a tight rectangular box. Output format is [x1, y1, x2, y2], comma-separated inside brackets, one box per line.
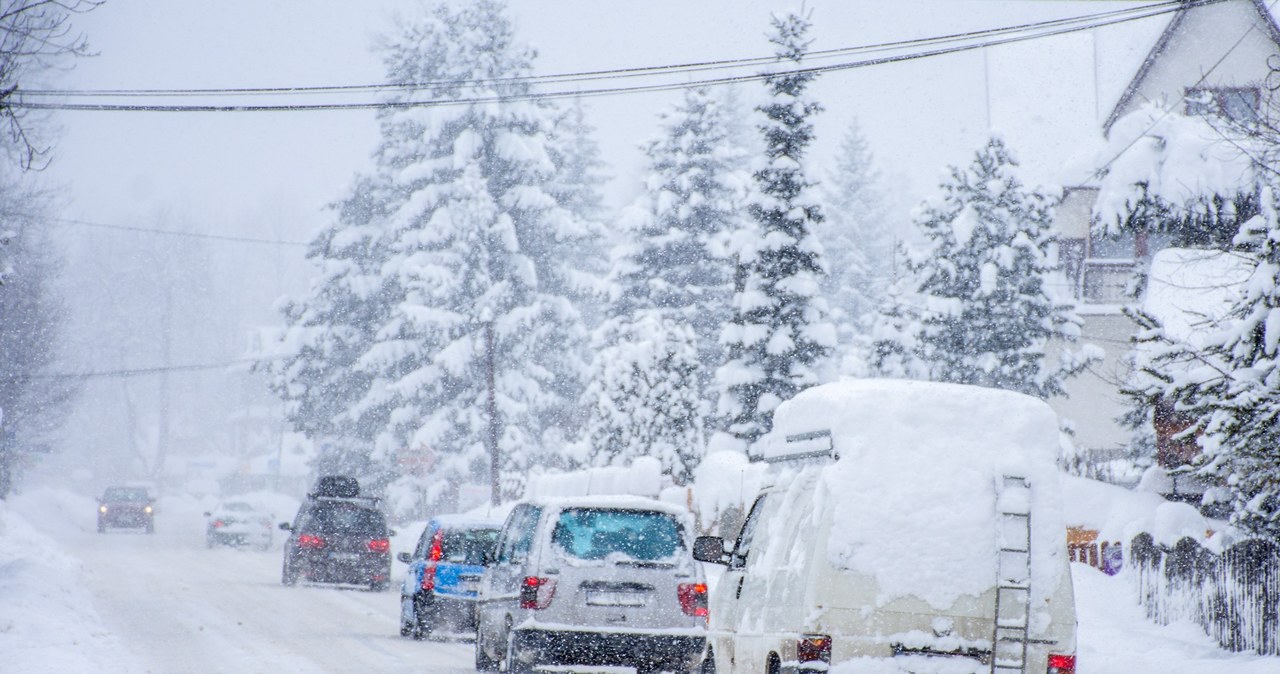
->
[297, 534, 325, 549]
[367, 538, 390, 553]
[519, 576, 556, 609]
[796, 634, 831, 665]
[678, 583, 708, 619]
[1047, 653, 1076, 674]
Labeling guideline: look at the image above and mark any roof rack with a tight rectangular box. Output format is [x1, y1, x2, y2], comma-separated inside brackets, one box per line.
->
[754, 429, 838, 464]
[306, 493, 382, 507]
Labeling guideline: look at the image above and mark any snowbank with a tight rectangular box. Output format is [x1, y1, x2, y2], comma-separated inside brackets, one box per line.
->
[525, 456, 665, 499]
[0, 499, 137, 673]
[760, 379, 1067, 610]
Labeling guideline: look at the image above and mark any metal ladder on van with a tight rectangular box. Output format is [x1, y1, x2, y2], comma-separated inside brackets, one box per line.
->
[991, 475, 1032, 674]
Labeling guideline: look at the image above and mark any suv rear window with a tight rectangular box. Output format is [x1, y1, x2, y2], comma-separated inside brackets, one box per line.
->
[552, 508, 682, 561]
[442, 528, 500, 564]
[306, 503, 386, 534]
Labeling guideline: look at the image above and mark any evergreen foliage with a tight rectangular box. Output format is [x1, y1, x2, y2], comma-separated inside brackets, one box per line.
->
[583, 87, 745, 480]
[1126, 192, 1280, 538]
[267, 0, 599, 505]
[872, 137, 1095, 398]
[717, 11, 835, 444]
[820, 118, 894, 373]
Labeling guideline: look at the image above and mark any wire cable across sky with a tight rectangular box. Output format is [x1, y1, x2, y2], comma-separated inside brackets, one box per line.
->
[10, 0, 1221, 113]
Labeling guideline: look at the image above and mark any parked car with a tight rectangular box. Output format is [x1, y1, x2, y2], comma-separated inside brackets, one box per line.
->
[693, 379, 1078, 674]
[397, 514, 502, 638]
[475, 495, 708, 674]
[280, 478, 393, 590]
[97, 485, 155, 533]
[204, 500, 274, 550]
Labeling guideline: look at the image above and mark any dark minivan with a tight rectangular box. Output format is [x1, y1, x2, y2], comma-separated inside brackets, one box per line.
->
[397, 514, 502, 638]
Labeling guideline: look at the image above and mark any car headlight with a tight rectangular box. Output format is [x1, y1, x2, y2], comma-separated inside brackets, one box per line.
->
[99, 505, 107, 513]
[144, 506, 153, 514]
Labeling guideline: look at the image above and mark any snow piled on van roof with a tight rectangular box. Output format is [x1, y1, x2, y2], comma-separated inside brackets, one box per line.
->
[762, 378, 1067, 611]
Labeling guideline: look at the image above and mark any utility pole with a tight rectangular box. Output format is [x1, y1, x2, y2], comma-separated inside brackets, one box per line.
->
[482, 309, 500, 506]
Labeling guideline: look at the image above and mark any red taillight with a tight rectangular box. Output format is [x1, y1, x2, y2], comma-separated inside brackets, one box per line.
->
[421, 564, 437, 592]
[428, 529, 444, 561]
[212, 520, 225, 528]
[367, 538, 390, 553]
[297, 534, 325, 549]
[678, 582, 709, 619]
[519, 576, 556, 610]
[1047, 653, 1076, 674]
[797, 634, 832, 664]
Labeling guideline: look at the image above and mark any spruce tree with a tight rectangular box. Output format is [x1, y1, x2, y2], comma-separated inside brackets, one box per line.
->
[269, 0, 597, 504]
[717, 11, 835, 444]
[1132, 190, 1280, 538]
[583, 86, 744, 479]
[582, 316, 704, 484]
[821, 118, 894, 374]
[872, 137, 1094, 398]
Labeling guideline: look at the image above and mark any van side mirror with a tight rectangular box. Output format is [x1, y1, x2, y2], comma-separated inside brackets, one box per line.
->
[279, 522, 292, 531]
[693, 536, 728, 564]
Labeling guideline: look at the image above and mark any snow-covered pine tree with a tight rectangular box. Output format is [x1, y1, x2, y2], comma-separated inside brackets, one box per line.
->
[1131, 191, 1280, 538]
[276, 0, 596, 505]
[582, 86, 745, 478]
[582, 316, 704, 484]
[717, 11, 835, 445]
[872, 136, 1095, 398]
[262, 176, 392, 477]
[821, 118, 894, 374]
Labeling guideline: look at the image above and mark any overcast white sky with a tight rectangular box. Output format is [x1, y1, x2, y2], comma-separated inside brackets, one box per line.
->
[40, 0, 1169, 248]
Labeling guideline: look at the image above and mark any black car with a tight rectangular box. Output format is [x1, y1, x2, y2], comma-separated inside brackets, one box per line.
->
[280, 483, 393, 590]
[97, 486, 155, 533]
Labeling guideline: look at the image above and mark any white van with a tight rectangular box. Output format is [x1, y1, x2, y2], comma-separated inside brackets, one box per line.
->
[693, 379, 1078, 674]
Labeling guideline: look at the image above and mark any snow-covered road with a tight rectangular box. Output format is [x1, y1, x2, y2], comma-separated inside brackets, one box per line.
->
[3, 489, 475, 674]
[5, 486, 1278, 673]
[79, 531, 472, 673]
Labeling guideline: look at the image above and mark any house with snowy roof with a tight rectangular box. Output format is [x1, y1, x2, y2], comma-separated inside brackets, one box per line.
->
[1045, 0, 1280, 464]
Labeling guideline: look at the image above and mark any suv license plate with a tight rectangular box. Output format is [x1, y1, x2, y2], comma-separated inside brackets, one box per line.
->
[586, 591, 645, 607]
[331, 553, 360, 561]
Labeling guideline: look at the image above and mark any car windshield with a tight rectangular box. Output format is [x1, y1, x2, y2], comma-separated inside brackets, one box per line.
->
[552, 508, 682, 561]
[102, 487, 149, 502]
[441, 528, 500, 564]
[308, 504, 386, 535]
[221, 502, 254, 512]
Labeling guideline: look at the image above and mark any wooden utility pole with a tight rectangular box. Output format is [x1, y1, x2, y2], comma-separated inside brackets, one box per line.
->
[483, 311, 500, 506]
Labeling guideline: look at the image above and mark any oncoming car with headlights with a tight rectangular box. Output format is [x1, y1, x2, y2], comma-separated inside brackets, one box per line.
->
[97, 486, 155, 534]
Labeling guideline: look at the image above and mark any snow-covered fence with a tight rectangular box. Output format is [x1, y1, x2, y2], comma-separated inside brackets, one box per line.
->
[1130, 533, 1279, 655]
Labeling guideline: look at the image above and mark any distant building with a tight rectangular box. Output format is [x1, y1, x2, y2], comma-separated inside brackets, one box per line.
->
[1047, 0, 1280, 462]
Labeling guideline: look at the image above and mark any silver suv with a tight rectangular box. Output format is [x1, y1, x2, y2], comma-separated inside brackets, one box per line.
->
[475, 495, 708, 673]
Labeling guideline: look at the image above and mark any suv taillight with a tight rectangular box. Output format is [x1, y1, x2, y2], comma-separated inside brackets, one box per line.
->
[797, 634, 831, 666]
[1047, 653, 1076, 674]
[367, 538, 390, 553]
[297, 534, 325, 549]
[519, 576, 556, 610]
[678, 582, 708, 619]
[421, 564, 437, 592]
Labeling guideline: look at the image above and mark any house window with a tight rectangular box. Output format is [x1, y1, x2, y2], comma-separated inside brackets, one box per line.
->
[1184, 86, 1260, 123]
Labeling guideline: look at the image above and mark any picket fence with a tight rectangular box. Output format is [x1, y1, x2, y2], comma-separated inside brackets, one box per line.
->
[1129, 533, 1280, 655]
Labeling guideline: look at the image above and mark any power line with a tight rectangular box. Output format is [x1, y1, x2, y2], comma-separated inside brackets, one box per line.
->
[14, 0, 1202, 100]
[49, 216, 309, 246]
[9, 0, 1209, 113]
[30, 358, 265, 380]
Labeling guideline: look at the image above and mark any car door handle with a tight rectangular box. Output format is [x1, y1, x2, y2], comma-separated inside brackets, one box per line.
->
[735, 576, 744, 600]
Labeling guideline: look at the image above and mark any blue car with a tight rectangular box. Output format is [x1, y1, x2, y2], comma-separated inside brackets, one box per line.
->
[398, 514, 502, 638]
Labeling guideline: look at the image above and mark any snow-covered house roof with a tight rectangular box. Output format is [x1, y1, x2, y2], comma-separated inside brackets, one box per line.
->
[1103, 0, 1280, 135]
